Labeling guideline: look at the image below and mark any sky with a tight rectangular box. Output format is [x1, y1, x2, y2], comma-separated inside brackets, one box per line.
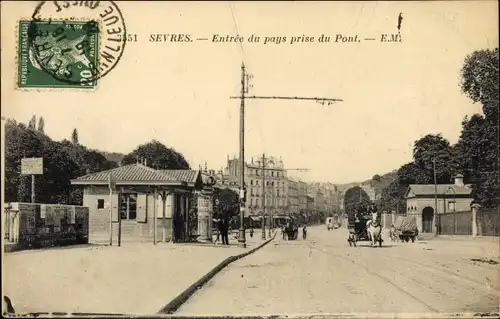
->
[1, 1, 498, 184]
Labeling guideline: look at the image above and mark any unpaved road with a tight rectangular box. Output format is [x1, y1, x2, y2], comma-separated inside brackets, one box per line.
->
[177, 226, 499, 315]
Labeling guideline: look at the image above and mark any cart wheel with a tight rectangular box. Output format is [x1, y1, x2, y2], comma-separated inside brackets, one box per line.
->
[411, 236, 415, 243]
[348, 239, 352, 247]
[378, 238, 382, 247]
[404, 237, 409, 243]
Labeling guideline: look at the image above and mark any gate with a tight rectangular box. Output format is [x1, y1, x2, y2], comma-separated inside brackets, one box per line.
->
[438, 211, 472, 235]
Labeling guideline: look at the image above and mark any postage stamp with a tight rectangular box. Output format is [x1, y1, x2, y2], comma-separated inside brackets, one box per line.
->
[18, 20, 99, 89]
[17, 1, 127, 90]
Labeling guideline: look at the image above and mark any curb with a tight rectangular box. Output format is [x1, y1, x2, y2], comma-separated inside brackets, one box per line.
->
[157, 231, 277, 314]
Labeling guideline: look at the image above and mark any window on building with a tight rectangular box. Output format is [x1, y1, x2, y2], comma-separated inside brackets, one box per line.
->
[277, 189, 280, 197]
[277, 172, 280, 177]
[250, 188, 254, 196]
[97, 199, 105, 209]
[250, 199, 253, 207]
[120, 193, 137, 220]
[256, 170, 259, 176]
[448, 201, 455, 211]
[256, 199, 259, 207]
[272, 171, 274, 177]
[250, 180, 253, 185]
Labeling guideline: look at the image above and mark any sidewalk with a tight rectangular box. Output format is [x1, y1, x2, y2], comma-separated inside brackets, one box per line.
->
[3, 231, 269, 315]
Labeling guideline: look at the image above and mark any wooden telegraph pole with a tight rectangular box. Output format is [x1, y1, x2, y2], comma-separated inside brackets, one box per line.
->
[231, 63, 343, 247]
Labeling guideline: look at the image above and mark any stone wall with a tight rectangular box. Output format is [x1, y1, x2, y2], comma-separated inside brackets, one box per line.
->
[4, 202, 89, 251]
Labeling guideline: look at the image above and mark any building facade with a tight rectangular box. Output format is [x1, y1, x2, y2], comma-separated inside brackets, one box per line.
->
[298, 181, 308, 212]
[404, 175, 473, 234]
[70, 164, 204, 244]
[306, 195, 315, 212]
[286, 179, 300, 215]
[222, 155, 288, 216]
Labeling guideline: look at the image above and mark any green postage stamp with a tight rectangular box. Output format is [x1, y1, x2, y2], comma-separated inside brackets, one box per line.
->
[18, 20, 99, 89]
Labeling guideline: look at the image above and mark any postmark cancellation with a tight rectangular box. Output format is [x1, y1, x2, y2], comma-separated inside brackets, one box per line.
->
[16, 1, 127, 90]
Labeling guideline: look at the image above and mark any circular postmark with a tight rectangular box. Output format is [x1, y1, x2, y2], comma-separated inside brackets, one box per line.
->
[28, 1, 127, 86]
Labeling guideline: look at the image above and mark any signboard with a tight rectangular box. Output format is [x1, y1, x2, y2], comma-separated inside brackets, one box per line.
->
[21, 157, 43, 175]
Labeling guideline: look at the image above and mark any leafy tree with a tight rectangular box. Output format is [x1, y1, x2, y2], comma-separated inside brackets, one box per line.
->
[37, 117, 45, 134]
[343, 186, 371, 216]
[372, 174, 382, 182]
[413, 134, 458, 184]
[121, 140, 190, 169]
[28, 115, 37, 130]
[213, 188, 240, 219]
[460, 48, 499, 121]
[455, 114, 498, 207]
[458, 48, 499, 208]
[71, 128, 79, 145]
[4, 119, 118, 205]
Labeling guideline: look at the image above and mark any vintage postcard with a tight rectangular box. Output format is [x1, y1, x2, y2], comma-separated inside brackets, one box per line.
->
[1, 1, 499, 318]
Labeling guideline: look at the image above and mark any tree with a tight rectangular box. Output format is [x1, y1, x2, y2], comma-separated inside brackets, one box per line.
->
[460, 48, 499, 121]
[71, 128, 79, 145]
[28, 115, 37, 130]
[372, 174, 382, 182]
[343, 186, 371, 216]
[4, 119, 118, 205]
[121, 140, 190, 169]
[213, 188, 240, 219]
[455, 114, 498, 207]
[459, 48, 499, 208]
[37, 117, 45, 134]
[412, 134, 457, 184]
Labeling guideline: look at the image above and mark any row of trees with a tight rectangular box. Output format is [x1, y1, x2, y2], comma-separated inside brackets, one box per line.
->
[5, 117, 240, 219]
[379, 48, 499, 212]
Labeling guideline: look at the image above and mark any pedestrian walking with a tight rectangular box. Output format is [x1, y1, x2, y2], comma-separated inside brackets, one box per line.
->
[302, 225, 307, 240]
[249, 228, 254, 238]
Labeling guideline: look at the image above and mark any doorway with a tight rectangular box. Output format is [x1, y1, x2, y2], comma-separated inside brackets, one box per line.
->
[422, 207, 434, 233]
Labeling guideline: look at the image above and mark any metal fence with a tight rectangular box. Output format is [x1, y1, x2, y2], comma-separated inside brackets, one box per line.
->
[477, 208, 500, 236]
[438, 211, 472, 235]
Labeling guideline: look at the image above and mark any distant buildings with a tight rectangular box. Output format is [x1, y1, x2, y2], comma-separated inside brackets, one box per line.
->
[212, 155, 355, 217]
[220, 155, 288, 216]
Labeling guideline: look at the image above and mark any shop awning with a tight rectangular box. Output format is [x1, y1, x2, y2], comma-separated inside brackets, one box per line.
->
[250, 216, 261, 221]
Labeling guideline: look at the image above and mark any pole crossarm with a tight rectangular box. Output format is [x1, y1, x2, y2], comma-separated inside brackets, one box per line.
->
[230, 95, 343, 102]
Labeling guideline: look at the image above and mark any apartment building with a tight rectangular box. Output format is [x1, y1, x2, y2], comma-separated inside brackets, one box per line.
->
[223, 155, 288, 216]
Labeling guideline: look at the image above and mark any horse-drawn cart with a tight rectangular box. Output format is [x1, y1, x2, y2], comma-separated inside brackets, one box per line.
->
[394, 215, 419, 243]
[347, 208, 383, 247]
[285, 222, 299, 240]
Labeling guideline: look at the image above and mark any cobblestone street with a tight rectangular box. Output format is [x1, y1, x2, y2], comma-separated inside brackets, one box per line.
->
[177, 225, 500, 315]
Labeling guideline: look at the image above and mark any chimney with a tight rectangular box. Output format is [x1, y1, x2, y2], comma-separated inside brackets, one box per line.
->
[454, 174, 464, 187]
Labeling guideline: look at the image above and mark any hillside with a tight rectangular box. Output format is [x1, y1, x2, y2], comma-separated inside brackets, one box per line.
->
[335, 170, 397, 193]
[98, 151, 126, 165]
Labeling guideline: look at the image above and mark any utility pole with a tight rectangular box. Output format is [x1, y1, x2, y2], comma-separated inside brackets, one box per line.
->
[261, 153, 266, 240]
[232, 63, 342, 246]
[232, 63, 343, 247]
[238, 63, 247, 248]
[433, 158, 438, 236]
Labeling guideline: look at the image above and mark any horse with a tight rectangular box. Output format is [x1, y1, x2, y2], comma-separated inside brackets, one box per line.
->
[366, 211, 382, 247]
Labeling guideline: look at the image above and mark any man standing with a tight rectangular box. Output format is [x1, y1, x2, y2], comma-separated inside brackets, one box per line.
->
[217, 214, 225, 245]
[221, 212, 230, 245]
